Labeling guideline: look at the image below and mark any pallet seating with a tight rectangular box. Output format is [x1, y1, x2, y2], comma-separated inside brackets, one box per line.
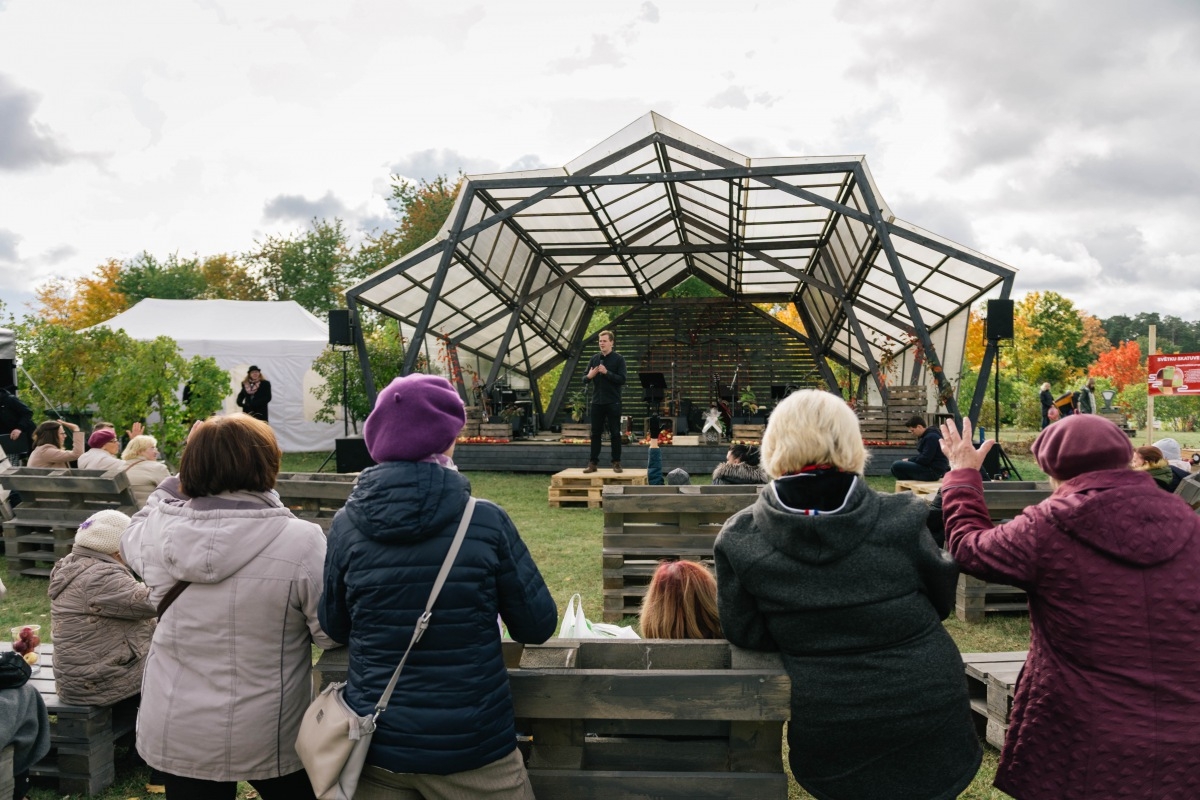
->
[1, 643, 138, 795]
[0, 466, 138, 577]
[274, 471, 358, 531]
[601, 484, 761, 622]
[894, 479, 942, 498]
[961, 651, 1026, 749]
[954, 482, 1051, 623]
[313, 640, 791, 799]
[549, 468, 647, 509]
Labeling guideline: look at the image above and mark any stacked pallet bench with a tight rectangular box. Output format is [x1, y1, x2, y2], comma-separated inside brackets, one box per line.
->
[961, 651, 1026, 749]
[313, 639, 791, 799]
[601, 484, 761, 622]
[549, 469, 647, 509]
[274, 472, 358, 532]
[0, 643, 138, 795]
[857, 385, 927, 441]
[955, 481, 1052, 623]
[0, 466, 139, 577]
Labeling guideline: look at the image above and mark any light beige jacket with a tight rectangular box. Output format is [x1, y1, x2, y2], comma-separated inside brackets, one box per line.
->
[26, 436, 83, 467]
[122, 457, 171, 506]
[121, 482, 337, 782]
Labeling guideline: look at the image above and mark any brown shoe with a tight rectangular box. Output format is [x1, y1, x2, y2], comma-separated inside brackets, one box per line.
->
[612, 461, 623, 473]
[583, 462, 598, 473]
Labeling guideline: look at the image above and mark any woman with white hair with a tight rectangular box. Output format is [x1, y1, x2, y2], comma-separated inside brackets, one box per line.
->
[714, 390, 980, 799]
[122, 435, 171, 507]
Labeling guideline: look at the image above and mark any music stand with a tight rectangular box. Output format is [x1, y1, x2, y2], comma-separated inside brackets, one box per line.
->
[639, 372, 667, 415]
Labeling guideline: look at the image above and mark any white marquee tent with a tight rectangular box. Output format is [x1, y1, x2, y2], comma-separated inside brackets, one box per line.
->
[91, 300, 338, 453]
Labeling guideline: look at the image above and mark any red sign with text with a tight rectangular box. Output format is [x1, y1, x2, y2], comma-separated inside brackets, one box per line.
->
[1147, 352, 1200, 396]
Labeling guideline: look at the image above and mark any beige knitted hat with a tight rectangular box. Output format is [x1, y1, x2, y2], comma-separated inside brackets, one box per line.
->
[75, 509, 131, 554]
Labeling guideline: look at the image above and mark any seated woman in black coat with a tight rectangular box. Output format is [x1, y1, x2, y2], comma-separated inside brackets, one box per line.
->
[711, 443, 768, 485]
[714, 389, 981, 799]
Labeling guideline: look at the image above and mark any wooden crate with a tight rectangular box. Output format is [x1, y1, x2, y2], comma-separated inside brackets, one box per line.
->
[274, 472, 358, 531]
[560, 423, 591, 440]
[1, 643, 138, 796]
[313, 640, 791, 800]
[549, 469, 648, 509]
[730, 424, 765, 440]
[0, 466, 139, 577]
[460, 421, 482, 438]
[956, 574, 1028, 624]
[961, 651, 1026, 749]
[481, 422, 514, 439]
[601, 485, 761, 621]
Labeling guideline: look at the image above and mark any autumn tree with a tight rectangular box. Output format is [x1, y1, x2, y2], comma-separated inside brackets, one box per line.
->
[353, 175, 463, 281]
[198, 254, 267, 300]
[33, 260, 129, 330]
[246, 218, 353, 316]
[1089, 340, 1143, 391]
[1079, 313, 1111, 359]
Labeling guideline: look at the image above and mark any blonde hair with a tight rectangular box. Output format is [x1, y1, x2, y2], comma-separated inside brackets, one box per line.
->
[1041, 382, 1051, 391]
[122, 435, 158, 461]
[761, 389, 867, 477]
[639, 560, 722, 640]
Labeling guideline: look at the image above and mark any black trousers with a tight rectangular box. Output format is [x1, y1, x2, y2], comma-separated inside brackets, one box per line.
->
[589, 402, 622, 464]
[163, 769, 316, 800]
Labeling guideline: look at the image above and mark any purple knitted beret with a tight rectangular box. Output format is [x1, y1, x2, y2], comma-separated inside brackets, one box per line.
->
[1030, 413, 1132, 481]
[363, 374, 466, 463]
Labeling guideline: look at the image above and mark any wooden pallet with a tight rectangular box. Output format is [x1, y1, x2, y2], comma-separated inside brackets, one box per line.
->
[314, 640, 791, 800]
[956, 574, 1028, 624]
[1, 643, 138, 796]
[601, 485, 761, 621]
[549, 469, 647, 509]
[894, 479, 942, 498]
[961, 651, 1026, 749]
[1, 466, 138, 577]
[274, 472, 358, 532]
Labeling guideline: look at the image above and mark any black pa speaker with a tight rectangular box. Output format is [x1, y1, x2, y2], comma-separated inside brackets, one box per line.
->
[986, 299, 1014, 341]
[335, 437, 376, 473]
[328, 309, 353, 346]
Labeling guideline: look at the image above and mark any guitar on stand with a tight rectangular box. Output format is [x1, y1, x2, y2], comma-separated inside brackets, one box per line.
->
[708, 372, 733, 443]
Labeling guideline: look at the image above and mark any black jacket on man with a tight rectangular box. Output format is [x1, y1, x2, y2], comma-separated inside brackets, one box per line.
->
[585, 351, 626, 405]
[0, 388, 34, 458]
[912, 426, 951, 476]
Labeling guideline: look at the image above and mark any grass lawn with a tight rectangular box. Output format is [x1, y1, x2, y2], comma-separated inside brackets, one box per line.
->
[1, 452, 1046, 799]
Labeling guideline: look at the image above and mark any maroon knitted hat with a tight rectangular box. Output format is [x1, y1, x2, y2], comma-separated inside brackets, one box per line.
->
[1030, 414, 1132, 481]
[363, 374, 465, 463]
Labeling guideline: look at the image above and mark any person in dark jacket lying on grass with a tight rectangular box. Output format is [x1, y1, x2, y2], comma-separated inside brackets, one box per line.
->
[320, 374, 558, 800]
[890, 414, 950, 481]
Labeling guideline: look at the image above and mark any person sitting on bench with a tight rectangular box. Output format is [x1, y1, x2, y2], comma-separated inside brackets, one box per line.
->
[711, 443, 768, 485]
[639, 560, 722, 639]
[890, 415, 950, 482]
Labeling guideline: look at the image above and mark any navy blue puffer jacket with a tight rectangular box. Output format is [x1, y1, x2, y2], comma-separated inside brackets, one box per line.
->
[319, 461, 557, 775]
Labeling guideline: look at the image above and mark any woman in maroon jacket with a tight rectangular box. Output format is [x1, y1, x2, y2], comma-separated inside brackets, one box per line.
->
[939, 414, 1200, 799]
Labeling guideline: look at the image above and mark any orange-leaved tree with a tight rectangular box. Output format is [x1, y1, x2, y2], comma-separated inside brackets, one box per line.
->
[34, 259, 129, 330]
[1089, 340, 1143, 390]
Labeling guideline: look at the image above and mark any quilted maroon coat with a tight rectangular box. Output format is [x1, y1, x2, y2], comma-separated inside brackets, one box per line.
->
[942, 467, 1200, 799]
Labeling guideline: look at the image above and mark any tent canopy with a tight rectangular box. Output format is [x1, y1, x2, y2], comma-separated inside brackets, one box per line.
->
[90, 300, 338, 452]
[348, 112, 1016, 418]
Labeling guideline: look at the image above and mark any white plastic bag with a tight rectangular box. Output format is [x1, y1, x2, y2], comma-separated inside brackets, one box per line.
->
[557, 593, 640, 639]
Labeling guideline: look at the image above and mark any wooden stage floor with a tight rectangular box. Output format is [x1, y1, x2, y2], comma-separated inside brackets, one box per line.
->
[451, 436, 915, 477]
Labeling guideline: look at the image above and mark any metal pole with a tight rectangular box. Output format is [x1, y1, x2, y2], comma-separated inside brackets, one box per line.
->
[342, 349, 349, 437]
[1147, 324, 1156, 445]
[993, 340, 1001, 444]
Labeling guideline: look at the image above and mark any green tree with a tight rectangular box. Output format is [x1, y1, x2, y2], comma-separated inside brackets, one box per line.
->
[198, 254, 268, 300]
[311, 319, 410, 432]
[12, 319, 118, 415]
[116, 251, 208, 303]
[246, 218, 353, 315]
[1026, 291, 1089, 370]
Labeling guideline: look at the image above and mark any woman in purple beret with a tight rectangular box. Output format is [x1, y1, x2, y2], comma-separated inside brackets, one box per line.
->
[939, 414, 1200, 799]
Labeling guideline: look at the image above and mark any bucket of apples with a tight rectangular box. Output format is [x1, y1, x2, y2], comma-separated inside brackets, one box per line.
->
[11, 625, 42, 674]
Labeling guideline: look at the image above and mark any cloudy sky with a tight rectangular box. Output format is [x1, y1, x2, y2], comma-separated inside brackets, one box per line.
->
[2, 0, 1198, 322]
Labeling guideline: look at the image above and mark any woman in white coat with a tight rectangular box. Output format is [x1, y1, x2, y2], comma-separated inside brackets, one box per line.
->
[121, 413, 335, 800]
[121, 434, 171, 506]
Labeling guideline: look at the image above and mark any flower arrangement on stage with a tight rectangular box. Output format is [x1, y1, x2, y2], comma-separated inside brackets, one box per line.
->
[456, 436, 511, 444]
[862, 439, 911, 447]
[559, 437, 590, 444]
[730, 438, 761, 446]
[637, 430, 674, 446]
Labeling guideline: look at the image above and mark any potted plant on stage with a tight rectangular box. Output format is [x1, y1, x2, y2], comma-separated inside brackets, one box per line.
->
[567, 388, 589, 424]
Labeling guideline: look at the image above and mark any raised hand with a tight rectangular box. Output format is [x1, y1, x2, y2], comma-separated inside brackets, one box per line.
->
[939, 417, 994, 472]
[127, 421, 145, 438]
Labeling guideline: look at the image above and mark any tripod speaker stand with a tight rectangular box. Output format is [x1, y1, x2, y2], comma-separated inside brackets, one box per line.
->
[985, 335, 1022, 481]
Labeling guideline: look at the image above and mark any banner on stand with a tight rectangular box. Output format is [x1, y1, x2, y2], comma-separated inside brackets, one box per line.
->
[1147, 353, 1200, 396]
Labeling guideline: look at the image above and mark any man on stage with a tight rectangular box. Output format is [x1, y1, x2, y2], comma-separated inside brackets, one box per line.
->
[583, 330, 626, 473]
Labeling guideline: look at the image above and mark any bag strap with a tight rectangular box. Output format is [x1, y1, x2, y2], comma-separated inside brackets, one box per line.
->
[157, 579, 191, 617]
[373, 496, 476, 720]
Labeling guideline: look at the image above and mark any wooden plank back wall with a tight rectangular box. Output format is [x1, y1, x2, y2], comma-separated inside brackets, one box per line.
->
[556, 299, 823, 426]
